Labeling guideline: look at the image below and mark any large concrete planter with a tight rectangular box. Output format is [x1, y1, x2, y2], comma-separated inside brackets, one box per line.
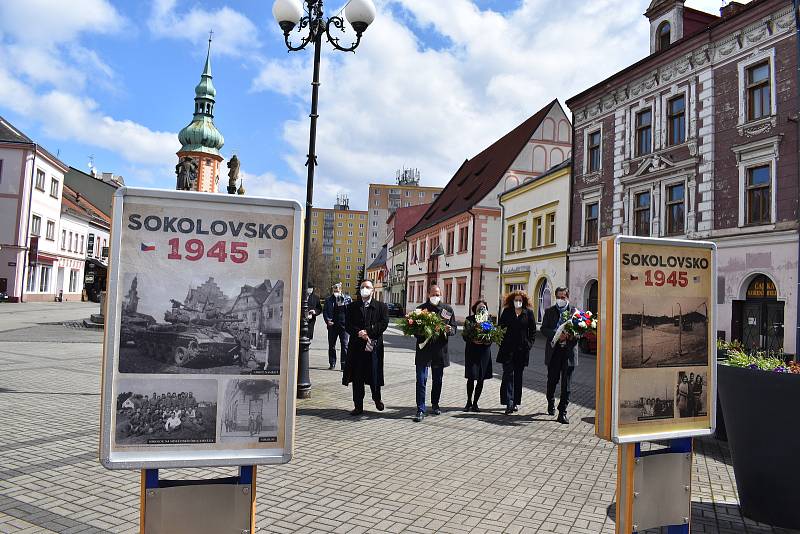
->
[717, 363, 800, 529]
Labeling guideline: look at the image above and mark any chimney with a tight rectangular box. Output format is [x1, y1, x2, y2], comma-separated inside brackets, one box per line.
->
[720, 2, 746, 18]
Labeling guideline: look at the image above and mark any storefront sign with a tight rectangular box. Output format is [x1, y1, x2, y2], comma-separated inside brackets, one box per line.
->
[502, 264, 531, 274]
[596, 236, 716, 443]
[100, 188, 303, 469]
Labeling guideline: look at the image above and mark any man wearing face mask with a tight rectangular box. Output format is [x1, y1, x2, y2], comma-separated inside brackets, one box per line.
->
[305, 283, 323, 341]
[323, 283, 352, 370]
[413, 285, 457, 422]
[541, 286, 579, 424]
[343, 280, 389, 415]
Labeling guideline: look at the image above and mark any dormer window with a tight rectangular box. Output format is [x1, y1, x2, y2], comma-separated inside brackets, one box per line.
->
[657, 21, 671, 51]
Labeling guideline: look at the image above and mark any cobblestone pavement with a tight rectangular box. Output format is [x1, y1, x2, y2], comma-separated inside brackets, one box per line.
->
[0, 304, 796, 533]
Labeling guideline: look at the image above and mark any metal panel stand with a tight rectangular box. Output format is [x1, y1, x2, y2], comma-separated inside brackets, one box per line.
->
[140, 466, 256, 534]
[616, 438, 692, 534]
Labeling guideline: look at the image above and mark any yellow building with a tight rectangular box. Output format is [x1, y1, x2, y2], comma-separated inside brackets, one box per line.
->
[310, 195, 367, 296]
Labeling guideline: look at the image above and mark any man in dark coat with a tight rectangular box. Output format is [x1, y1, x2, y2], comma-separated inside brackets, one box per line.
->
[541, 286, 579, 424]
[305, 283, 323, 340]
[413, 285, 457, 422]
[323, 283, 352, 370]
[343, 280, 389, 416]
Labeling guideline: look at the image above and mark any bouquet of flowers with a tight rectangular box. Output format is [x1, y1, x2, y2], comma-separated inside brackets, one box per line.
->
[463, 309, 505, 346]
[550, 309, 598, 348]
[397, 308, 448, 349]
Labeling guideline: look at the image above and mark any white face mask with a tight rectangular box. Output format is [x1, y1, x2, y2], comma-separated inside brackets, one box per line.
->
[360, 288, 373, 298]
[429, 296, 441, 306]
[476, 307, 487, 314]
[556, 298, 568, 308]
[514, 300, 523, 309]
[307, 288, 314, 295]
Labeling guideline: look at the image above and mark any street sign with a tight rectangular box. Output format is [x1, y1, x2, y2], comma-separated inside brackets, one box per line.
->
[100, 187, 303, 469]
[596, 236, 716, 443]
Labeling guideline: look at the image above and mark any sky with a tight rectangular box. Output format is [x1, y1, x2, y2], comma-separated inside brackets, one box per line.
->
[0, 0, 740, 211]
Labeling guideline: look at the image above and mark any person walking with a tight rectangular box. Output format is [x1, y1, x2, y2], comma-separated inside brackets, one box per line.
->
[462, 299, 493, 412]
[413, 285, 457, 422]
[323, 283, 351, 370]
[343, 280, 389, 415]
[541, 286, 579, 424]
[306, 283, 323, 340]
[497, 290, 537, 415]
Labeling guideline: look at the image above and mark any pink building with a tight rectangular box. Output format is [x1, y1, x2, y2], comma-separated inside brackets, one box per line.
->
[405, 100, 572, 320]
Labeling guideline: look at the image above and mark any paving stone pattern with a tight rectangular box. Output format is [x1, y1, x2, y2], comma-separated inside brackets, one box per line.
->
[0, 313, 796, 533]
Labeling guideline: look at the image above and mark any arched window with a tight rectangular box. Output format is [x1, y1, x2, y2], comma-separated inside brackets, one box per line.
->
[658, 21, 671, 51]
[586, 280, 598, 314]
[535, 278, 552, 323]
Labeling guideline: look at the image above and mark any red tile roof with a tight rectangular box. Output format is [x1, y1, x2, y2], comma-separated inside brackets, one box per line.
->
[406, 99, 560, 237]
[389, 204, 430, 245]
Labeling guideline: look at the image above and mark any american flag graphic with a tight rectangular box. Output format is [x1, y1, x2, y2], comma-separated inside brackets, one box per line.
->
[258, 249, 272, 259]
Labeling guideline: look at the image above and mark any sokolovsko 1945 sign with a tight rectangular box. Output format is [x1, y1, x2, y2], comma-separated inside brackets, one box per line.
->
[99, 188, 303, 469]
[596, 236, 717, 444]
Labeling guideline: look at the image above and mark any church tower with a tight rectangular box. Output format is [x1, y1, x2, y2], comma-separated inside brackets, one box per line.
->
[177, 36, 225, 193]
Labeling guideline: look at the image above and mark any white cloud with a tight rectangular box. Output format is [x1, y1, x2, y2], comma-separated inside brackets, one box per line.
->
[0, 0, 124, 46]
[148, 0, 260, 57]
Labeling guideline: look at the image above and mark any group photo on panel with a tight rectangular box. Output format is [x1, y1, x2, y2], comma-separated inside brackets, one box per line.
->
[315, 278, 595, 424]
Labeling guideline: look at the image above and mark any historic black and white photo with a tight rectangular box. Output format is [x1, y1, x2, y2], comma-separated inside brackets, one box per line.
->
[620, 295, 709, 369]
[221, 378, 279, 443]
[118, 272, 284, 375]
[114, 378, 217, 445]
[618, 372, 676, 424]
[675, 370, 708, 418]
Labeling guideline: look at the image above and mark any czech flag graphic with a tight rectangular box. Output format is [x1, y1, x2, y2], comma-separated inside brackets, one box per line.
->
[140, 243, 156, 252]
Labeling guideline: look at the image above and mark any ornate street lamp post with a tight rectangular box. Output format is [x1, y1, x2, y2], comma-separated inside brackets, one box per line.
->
[272, 0, 376, 398]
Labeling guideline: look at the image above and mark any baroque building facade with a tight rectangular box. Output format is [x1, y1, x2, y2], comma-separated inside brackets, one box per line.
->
[566, 0, 798, 354]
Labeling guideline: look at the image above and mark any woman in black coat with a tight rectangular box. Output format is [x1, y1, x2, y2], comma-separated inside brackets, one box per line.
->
[496, 290, 537, 415]
[462, 299, 493, 412]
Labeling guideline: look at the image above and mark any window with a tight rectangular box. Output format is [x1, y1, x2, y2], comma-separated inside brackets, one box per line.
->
[371, 253, 377, 259]
[359, 223, 364, 228]
[536, 278, 552, 323]
[347, 248, 352, 253]
[61, 230, 67, 249]
[348, 231, 353, 237]
[420, 241, 426, 261]
[358, 240, 363, 246]
[588, 130, 601, 172]
[337, 222, 343, 227]
[349, 214, 354, 219]
[667, 95, 686, 146]
[506, 224, 516, 252]
[80, 235, 84, 253]
[456, 278, 467, 305]
[335, 256, 341, 262]
[419, 191, 425, 198]
[635, 109, 652, 156]
[50, 178, 59, 198]
[35, 169, 45, 190]
[546, 213, 556, 245]
[373, 189, 380, 195]
[446, 230, 455, 255]
[409, 282, 415, 303]
[533, 216, 542, 247]
[405, 190, 410, 197]
[68, 270, 78, 292]
[657, 21, 671, 51]
[404, 202, 411, 207]
[31, 215, 41, 236]
[633, 191, 651, 236]
[346, 265, 351, 270]
[746, 165, 771, 225]
[444, 279, 453, 304]
[374, 200, 379, 207]
[45, 220, 55, 241]
[346, 274, 351, 279]
[665, 183, 685, 235]
[517, 222, 526, 251]
[747, 61, 771, 121]
[433, 193, 439, 200]
[373, 210, 378, 216]
[372, 221, 377, 227]
[26, 267, 36, 292]
[39, 265, 51, 293]
[458, 227, 468, 252]
[584, 203, 598, 245]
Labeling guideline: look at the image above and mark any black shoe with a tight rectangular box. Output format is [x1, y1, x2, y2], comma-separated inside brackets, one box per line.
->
[471, 403, 480, 413]
[432, 406, 441, 416]
[350, 408, 363, 416]
[375, 401, 385, 411]
[557, 411, 569, 424]
[547, 400, 555, 416]
[505, 406, 515, 415]
[513, 406, 519, 412]
[413, 411, 425, 422]
[464, 402, 473, 412]
[328, 365, 335, 370]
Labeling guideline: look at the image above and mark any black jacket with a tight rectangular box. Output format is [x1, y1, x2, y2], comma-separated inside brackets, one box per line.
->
[414, 301, 458, 367]
[343, 299, 389, 386]
[323, 293, 351, 329]
[541, 305, 579, 368]
[307, 293, 322, 325]
[496, 307, 537, 366]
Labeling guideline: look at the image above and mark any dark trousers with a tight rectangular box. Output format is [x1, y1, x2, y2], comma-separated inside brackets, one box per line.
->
[327, 326, 348, 368]
[546, 351, 575, 412]
[500, 361, 525, 408]
[352, 380, 381, 409]
[415, 365, 443, 412]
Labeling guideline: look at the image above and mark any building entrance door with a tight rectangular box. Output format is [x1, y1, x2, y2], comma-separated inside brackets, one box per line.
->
[734, 275, 784, 352]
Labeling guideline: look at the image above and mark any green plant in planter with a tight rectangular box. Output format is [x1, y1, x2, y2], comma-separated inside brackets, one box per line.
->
[724, 349, 798, 374]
